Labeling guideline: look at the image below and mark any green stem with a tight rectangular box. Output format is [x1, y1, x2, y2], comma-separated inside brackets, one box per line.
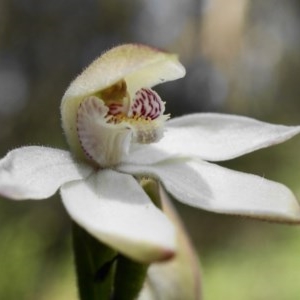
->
[72, 222, 117, 300]
[140, 177, 162, 209]
[113, 255, 148, 300]
[72, 223, 149, 300]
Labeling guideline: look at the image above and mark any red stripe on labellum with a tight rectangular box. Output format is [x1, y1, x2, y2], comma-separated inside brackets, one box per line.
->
[108, 102, 124, 116]
[131, 88, 164, 120]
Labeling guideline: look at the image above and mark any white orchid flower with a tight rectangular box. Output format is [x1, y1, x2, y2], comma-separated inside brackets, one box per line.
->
[1, 44, 300, 265]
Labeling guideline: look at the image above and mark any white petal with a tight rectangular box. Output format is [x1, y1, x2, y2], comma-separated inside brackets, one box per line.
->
[125, 113, 300, 164]
[0, 146, 92, 200]
[60, 170, 175, 263]
[118, 159, 300, 222]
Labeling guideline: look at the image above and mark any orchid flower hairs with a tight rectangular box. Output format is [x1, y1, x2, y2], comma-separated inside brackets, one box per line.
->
[1, 44, 300, 299]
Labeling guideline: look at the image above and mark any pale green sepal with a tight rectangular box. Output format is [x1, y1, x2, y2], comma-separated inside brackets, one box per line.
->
[139, 185, 201, 300]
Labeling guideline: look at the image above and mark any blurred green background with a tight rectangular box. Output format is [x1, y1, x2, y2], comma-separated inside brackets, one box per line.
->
[1, 0, 300, 299]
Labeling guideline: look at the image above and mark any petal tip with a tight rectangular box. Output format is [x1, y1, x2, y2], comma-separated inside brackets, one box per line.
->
[137, 245, 175, 264]
[158, 248, 176, 262]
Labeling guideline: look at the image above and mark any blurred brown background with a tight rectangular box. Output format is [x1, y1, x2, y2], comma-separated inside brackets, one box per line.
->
[1, 0, 300, 299]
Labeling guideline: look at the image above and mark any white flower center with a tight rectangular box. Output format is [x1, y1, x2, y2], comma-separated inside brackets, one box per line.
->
[76, 80, 168, 167]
